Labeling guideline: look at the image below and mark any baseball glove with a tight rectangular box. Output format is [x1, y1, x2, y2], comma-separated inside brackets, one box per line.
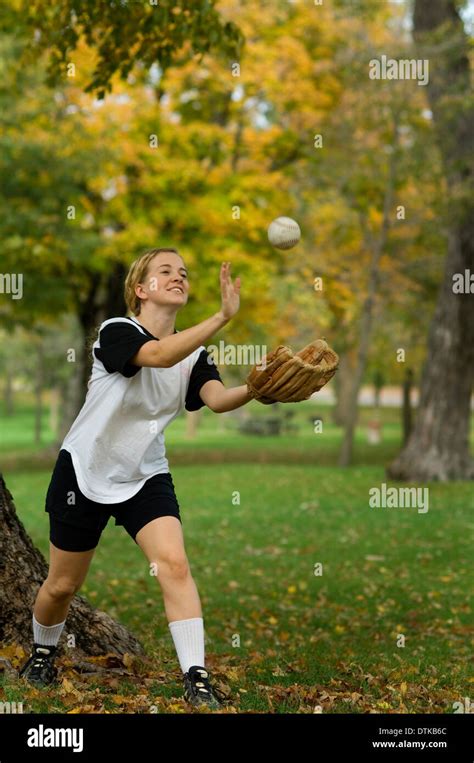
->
[246, 339, 339, 404]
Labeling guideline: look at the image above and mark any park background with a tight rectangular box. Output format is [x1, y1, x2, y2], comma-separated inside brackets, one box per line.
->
[0, 0, 472, 713]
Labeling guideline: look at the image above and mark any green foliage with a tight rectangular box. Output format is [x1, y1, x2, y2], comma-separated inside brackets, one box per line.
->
[24, 0, 244, 96]
[0, 36, 109, 327]
[0, 0, 462, 384]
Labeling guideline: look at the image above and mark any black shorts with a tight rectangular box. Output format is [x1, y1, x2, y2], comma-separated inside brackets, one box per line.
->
[45, 449, 181, 552]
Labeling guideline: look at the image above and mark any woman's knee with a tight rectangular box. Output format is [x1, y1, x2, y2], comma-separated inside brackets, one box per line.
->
[156, 552, 190, 581]
[44, 576, 81, 600]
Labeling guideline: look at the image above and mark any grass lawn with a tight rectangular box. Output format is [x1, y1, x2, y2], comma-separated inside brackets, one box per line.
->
[1, 455, 472, 713]
[0, 397, 423, 471]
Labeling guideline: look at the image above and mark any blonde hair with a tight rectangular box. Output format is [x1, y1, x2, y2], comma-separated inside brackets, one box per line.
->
[124, 247, 181, 316]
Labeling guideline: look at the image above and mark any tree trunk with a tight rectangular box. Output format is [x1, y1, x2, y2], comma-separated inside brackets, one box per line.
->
[402, 368, 414, 446]
[56, 360, 84, 447]
[78, 262, 129, 400]
[388, 0, 474, 481]
[373, 387, 380, 410]
[388, 229, 474, 479]
[332, 351, 356, 426]
[185, 409, 201, 439]
[3, 367, 14, 417]
[78, 275, 101, 398]
[49, 386, 60, 440]
[34, 342, 43, 446]
[0, 474, 145, 658]
[339, 120, 398, 466]
[373, 370, 384, 411]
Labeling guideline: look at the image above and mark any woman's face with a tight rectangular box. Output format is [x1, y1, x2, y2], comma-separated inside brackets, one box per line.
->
[139, 252, 189, 309]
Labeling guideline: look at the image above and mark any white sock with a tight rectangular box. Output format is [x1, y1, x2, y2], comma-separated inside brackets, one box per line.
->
[33, 613, 66, 647]
[168, 617, 205, 674]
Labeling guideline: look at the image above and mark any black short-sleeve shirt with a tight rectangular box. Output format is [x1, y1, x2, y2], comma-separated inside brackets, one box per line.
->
[94, 318, 222, 411]
[94, 320, 155, 378]
[184, 349, 222, 411]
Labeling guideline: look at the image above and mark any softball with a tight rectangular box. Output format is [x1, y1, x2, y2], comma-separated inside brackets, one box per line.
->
[267, 216, 301, 250]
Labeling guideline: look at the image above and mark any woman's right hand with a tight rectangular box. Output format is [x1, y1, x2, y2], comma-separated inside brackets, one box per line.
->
[219, 261, 241, 321]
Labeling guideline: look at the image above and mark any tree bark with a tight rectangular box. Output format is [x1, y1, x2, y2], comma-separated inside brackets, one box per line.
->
[332, 351, 356, 426]
[3, 367, 14, 417]
[49, 386, 60, 440]
[339, 119, 398, 466]
[56, 357, 84, 447]
[388, 0, 474, 481]
[402, 368, 414, 446]
[0, 474, 145, 658]
[373, 370, 384, 411]
[34, 341, 43, 447]
[185, 409, 201, 439]
[78, 262, 129, 400]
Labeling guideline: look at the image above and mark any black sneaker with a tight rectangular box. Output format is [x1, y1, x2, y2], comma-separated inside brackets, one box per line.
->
[183, 665, 228, 709]
[18, 643, 58, 687]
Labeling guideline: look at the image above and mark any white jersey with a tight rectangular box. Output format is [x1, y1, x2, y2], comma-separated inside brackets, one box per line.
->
[60, 316, 222, 503]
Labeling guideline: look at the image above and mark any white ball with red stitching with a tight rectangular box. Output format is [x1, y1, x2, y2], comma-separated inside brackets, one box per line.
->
[267, 216, 301, 250]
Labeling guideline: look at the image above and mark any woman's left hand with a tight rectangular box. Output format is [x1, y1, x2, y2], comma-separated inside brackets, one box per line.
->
[219, 261, 241, 321]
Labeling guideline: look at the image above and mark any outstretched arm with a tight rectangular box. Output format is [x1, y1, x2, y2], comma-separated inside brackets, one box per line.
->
[199, 380, 253, 413]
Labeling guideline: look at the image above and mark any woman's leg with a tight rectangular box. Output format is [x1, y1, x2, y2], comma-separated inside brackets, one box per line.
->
[135, 516, 201, 622]
[136, 516, 206, 673]
[20, 543, 96, 683]
[34, 542, 96, 626]
[135, 516, 225, 705]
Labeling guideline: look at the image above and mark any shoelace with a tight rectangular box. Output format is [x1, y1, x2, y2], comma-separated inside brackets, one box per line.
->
[28, 649, 55, 677]
[190, 669, 229, 703]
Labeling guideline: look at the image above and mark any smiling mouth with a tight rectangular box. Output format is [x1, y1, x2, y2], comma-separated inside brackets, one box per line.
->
[168, 287, 184, 294]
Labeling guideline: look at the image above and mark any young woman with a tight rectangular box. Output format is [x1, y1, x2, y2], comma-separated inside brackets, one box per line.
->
[19, 248, 252, 708]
